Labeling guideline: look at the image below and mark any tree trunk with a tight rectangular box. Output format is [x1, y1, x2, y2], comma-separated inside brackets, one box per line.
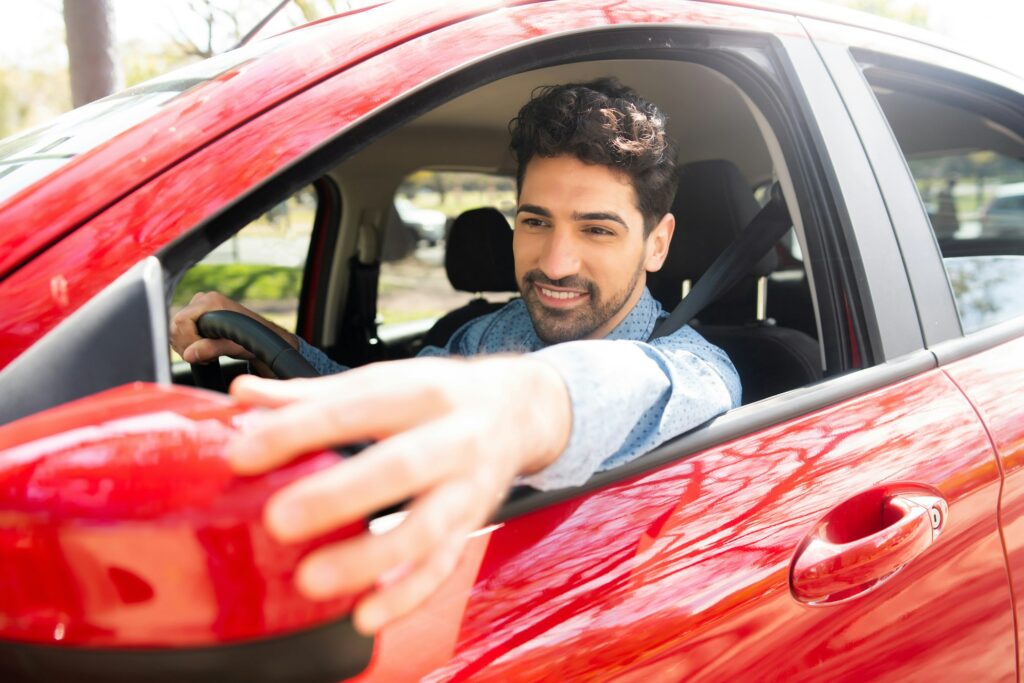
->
[64, 0, 120, 108]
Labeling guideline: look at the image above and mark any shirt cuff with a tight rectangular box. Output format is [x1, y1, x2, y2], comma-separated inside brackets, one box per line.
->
[516, 341, 659, 491]
[297, 337, 346, 375]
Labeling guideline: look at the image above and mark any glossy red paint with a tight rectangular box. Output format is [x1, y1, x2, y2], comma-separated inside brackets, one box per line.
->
[0, 383, 362, 646]
[0, 0, 805, 367]
[944, 335, 1024, 674]
[790, 488, 946, 604]
[346, 369, 1012, 680]
[0, 0, 1018, 679]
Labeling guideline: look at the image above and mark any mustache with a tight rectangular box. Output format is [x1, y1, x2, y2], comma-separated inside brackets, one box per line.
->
[522, 270, 597, 296]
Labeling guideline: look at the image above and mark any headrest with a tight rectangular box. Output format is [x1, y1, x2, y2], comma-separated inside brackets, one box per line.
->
[648, 159, 778, 308]
[445, 207, 519, 293]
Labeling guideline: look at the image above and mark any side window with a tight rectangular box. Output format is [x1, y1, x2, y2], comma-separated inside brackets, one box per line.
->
[863, 70, 1024, 334]
[377, 171, 517, 337]
[172, 184, 318, 350]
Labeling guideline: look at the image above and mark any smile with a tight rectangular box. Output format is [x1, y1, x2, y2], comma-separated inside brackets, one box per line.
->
[533, 283, 590, 308]
[540, 287, 585, 300]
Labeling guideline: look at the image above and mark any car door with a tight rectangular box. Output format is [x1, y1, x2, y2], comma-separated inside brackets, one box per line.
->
[343, 11, 1013, 681]
[806, 20, 1024, 677]
[0, 2, 1014, 681]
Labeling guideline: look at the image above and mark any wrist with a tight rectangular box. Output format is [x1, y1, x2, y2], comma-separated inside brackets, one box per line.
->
[516, 358, 572, 475]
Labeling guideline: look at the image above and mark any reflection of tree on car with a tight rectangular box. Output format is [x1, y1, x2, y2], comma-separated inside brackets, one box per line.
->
[2, 2, 1024, 681]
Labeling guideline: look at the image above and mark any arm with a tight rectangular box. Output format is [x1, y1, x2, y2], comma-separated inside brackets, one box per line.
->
[225, 355, 570, 635]
[224, 323, 737, 632]
[520, 325, 740, 490]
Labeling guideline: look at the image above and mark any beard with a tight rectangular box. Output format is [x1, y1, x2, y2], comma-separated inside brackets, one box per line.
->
[520, 263, 644, 344]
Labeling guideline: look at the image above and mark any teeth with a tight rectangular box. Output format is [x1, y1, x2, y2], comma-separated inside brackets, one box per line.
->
[540, 287, 582, 300]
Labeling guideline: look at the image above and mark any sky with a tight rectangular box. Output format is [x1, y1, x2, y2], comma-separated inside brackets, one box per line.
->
[0, 0, 1021, 77]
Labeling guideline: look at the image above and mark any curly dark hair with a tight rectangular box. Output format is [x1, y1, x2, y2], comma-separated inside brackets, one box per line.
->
[508, 78, 678, 235]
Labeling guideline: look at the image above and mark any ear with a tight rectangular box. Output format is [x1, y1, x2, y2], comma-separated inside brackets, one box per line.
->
[643, 212, 675, 273]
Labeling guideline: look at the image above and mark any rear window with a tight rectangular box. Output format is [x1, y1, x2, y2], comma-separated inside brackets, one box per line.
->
[863, 70, 1024, 334]
[378, 170, 516, 333]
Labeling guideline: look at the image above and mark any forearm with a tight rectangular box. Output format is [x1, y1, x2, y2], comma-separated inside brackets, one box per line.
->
[519, 334, 739, 490]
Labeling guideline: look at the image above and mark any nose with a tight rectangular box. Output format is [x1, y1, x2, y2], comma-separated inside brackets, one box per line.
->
[537, 227, 581, 282]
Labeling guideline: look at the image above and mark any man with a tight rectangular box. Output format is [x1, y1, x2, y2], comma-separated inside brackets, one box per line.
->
[171, 79, 740, 634]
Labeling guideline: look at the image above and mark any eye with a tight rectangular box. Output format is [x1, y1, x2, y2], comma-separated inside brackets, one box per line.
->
[520, 217, 549, 228]
[584, 225, 616, 236]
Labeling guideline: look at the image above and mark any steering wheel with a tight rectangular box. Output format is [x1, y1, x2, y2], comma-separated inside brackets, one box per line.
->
[190, 311, 321, 391]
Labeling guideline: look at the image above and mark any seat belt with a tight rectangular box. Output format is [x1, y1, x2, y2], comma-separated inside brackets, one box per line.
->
[650, 182, 793, 341]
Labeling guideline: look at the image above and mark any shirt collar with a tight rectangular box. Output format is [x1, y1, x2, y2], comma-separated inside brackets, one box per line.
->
[604, 287, 664, 341]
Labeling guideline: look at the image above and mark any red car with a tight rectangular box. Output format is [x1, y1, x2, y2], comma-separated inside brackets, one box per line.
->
[1, 1, 1023, 680]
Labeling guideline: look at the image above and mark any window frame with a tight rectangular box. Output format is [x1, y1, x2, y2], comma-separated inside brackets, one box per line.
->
[806, 17, 1024, 351]
[155, 22, 921, 514]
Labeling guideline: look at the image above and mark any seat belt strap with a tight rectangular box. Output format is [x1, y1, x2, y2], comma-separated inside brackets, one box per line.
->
[649, 183, 793, 341]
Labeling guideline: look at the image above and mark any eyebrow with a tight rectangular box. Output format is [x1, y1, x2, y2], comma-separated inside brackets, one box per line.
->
[516, 204, 630, 230]
[517, 203, 551, 217]
[573, 211, 629, 230]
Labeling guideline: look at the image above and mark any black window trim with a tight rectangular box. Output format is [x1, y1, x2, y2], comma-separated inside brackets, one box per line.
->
[298, 176, 343, 343]
[813, 40, 964, 348]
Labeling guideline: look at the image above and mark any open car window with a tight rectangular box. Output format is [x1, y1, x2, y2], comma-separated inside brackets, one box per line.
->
[172, 185, 318, 335]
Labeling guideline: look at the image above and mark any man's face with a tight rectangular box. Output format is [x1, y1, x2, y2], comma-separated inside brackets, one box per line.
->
[513, 155, 674, 343]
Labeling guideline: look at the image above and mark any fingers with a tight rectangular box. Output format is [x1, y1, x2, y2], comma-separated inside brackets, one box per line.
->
[353, 531, 466, 634]
[170, 290, 267, 361]
[182, 337, 251, 364]
[291, 477, 486, 634]
[293, 478, 480, 598]
[226, 368, 459, 474]
[258, 417, 485, 540]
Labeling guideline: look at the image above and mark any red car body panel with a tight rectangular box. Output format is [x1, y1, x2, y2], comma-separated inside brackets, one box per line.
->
[0, 384, 363, 646]
[0, 0, 1019, 680]
[351, 370, 1013, 681]
[944, 336, 1024, 675]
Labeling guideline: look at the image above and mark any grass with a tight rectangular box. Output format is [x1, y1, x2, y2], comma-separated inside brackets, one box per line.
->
[173, 264, 303, 306]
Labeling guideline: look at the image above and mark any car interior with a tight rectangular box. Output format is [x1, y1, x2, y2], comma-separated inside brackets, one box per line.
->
[170, 58, 828, 410]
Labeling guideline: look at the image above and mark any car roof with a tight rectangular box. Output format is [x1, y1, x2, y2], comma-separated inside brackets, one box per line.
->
[0, 0, 1008, 280]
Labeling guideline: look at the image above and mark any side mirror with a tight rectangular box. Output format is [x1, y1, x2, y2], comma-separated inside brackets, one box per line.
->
[0, 383, 373, 683]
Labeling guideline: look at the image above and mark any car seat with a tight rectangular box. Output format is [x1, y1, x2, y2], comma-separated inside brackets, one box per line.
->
[649, 160, 822, 403]
[421, 207, 519, 348]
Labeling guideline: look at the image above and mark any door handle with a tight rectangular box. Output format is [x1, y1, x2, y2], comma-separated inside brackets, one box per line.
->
[790, 489, 947, 604]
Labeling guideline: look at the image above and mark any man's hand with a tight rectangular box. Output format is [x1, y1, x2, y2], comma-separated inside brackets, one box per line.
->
[170, 291, 299, 364]
[225, 355, 571, 634]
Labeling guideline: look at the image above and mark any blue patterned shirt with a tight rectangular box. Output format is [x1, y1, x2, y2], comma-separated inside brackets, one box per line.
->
[298, 288, 741, 490]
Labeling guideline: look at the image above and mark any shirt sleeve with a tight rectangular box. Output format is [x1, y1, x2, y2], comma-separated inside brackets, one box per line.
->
[297, 337, 347, 375]
[518, 326, 741, 491]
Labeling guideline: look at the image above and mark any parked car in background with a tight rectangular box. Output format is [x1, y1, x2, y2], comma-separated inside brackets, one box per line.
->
[393, 195, 447, 245]
[0, 1, 1023, 681]
[981, 181, 1024, 237]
